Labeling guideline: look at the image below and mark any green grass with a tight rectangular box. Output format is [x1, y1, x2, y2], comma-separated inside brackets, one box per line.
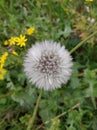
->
[0, 0, 97, 130]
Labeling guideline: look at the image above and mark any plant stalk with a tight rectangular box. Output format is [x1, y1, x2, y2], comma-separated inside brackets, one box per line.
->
[27, 89, 43, 130]
[36, 102, 80, 130]
[70, 30, 97, 54]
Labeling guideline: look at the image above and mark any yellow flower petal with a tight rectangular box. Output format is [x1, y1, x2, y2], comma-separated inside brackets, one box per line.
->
[4, 40, 9, 46]
[0, 52, 8, 68]
[0, 68, 6, 80]
[16, 35, 27, 47]
[9, 36, 18, 45]
[12, 51, 18, 56]
[26, 27, 35, 35]
[85, 0, 93, 2]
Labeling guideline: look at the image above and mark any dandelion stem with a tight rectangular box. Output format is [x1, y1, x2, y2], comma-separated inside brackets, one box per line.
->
[27, 89, 43, 130]
[70, 30, 97, 54]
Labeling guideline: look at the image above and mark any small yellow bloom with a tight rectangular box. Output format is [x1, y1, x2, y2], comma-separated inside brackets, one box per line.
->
[26, 27, 35, 35]
[3, 52, 8, 57]
[85, 0, 93, 2]
[0, 67, 6, 80]
[9, 36, 18, 45]
[12, 50, 18, 56]
[0, 52, 8, 68]
[0, 52, 8, 80]
[4, 40, 9, 46]
[16, 35, 27, 47]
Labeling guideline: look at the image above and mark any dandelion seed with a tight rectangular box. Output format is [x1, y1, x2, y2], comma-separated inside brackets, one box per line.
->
[85, 6, 90, 12]
[24, 41, 73, 91]
[87, 17, 95, 23]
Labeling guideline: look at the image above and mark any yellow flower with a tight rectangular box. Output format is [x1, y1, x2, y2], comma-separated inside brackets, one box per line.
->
[26, 27, 35, 35]
[2, 52, 8, 57]
[0, 52, 8, 68]
[0, 67, 6, 80]
[85, 0, 93, 2]
[16, 35, 27, 47]
[0, 52, 8, 80]
[4, 40, 9, 46]
[12, 50, 18, 56]
[9, 36, 18, 45]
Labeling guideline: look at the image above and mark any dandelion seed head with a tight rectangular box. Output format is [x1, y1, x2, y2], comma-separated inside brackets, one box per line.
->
[24, 41, 73, 91]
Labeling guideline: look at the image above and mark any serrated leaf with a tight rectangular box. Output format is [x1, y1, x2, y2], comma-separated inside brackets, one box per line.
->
[11, 87, 37, 109]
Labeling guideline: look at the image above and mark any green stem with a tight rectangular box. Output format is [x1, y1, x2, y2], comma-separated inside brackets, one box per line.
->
[36, 102, 80, 130]
[70, 30, 97, 54]
[27, 89, 43, 130]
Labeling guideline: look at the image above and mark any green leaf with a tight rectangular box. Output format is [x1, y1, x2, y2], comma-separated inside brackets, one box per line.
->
[19, 114, 31, 126]
[63, 24, 73, 38]
[11, 87, 37, 109]
[0, 98, 7, 105]
[39, 108, 55, 122]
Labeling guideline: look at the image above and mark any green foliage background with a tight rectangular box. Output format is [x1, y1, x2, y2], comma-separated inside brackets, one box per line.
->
[0, 0, 97, 130]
